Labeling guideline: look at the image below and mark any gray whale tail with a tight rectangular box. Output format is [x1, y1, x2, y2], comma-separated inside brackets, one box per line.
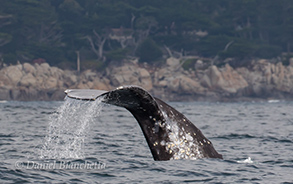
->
[65, 86, 223, 161]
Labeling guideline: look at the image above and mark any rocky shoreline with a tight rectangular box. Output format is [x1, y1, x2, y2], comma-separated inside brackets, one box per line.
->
[0, 57, 293, 102]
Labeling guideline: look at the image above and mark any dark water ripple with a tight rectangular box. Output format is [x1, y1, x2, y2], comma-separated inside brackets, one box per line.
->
[0, 101, 292, 183]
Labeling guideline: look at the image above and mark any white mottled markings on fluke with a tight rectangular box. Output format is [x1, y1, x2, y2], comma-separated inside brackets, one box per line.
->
[40, 96, 104, 159]
[161, 111, 203, 160]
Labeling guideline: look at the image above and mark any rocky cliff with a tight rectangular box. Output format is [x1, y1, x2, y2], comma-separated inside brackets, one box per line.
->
[0, 58, 293, 101]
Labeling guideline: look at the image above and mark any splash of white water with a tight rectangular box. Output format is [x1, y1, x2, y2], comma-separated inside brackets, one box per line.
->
[237, 157, 253, 164]
[40, 97, 104, 159]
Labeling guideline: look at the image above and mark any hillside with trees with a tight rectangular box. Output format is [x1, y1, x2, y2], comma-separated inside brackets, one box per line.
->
[1, 0, 293, 69]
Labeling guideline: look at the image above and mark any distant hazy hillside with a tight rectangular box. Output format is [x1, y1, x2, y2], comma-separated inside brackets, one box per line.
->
[1, 0, 293, 69]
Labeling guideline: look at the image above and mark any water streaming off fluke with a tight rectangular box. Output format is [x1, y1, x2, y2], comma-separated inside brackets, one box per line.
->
[40, 97, 104, 159]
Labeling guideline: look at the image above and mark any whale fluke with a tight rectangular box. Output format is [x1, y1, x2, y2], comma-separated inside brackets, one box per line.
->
[65, 86, 223, 160]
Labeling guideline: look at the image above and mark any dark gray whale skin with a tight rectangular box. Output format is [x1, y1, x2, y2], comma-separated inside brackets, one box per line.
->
[65, 86, 223, 161]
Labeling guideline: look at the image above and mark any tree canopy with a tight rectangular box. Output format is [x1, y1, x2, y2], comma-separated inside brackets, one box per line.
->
[0, 0, 292, 68]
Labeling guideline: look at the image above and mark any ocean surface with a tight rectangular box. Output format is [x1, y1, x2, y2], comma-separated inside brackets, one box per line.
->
[0, 99, 292, 183]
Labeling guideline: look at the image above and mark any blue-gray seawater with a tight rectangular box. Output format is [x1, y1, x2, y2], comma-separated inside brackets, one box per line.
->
[0, 99, 292, 183]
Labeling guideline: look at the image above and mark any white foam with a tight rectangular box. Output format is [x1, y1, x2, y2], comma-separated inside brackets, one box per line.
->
[268, 99, 280, 103]
[40, 97, 104, 159]
[237, 157, 253, 164]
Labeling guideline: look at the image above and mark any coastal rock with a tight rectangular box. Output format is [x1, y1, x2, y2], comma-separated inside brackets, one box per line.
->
[0, 62, 75, 100]
[86, 81, 94, 88]
[63, 70, 77, 87]
[138, 68, 153, 91]
[154, 66, 206, 95]
[14, 87, 45, 101]
[51, 90, 66, 100]
[108, 64, 153, 91]
[157, 80, 168, 87]
[166, 57, 180, 67]
[201, 64, 248, 93]
[19, 73, 37, 87]
[35, 63, 51, 76]
[92, 79, 111, 90]
[50, 66, 63, 79]
[178, 75, 206, 94]
[220, 64, 248, 93]
[201, 65, 224, 88]
[76, 81, 90, 89]
[109, 65, 135, 85]
[0, 57, 293, 101]
[238, 60, 293, 96]
[44, 77, 58, 89]
[237, 60, 293, 96]
[23, 63, 36, 74]
[35, 76, 44, 87]
[274, 62, 293, 92]
[83, 70, 97, 81]
[10, 88, 21, 100]
[0, 73, 11, 86]
[0, 87, 11, 100]
[4, 65, 24, 85]
[168, 77, 180, 92]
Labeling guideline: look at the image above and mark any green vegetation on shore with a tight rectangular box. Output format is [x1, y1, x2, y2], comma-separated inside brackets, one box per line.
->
[0, 0, 293, 69]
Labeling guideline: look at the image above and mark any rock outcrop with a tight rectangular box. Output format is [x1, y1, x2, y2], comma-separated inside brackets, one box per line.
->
[0, 63, 112, 100]
[153, 65, 206, 98]
[201, 64, 248, 94]
[236, 59, 293, 98]
[107, 64, 152, 91]
[0, 57, 293, 101]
